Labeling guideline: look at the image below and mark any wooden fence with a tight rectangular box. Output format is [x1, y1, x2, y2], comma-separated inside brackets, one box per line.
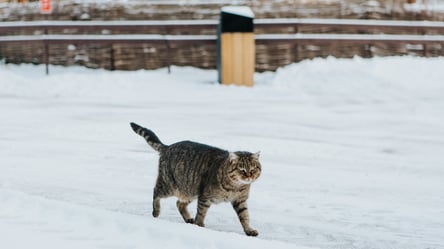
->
[1, 18, 444, 74]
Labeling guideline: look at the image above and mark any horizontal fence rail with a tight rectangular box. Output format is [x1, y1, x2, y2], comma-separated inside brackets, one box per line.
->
[2, 33, 444, 45]
[0, 20, 219, 33]
[256, 33, 444, 45]
[2, 19, 444, 33]
[1, 18, 444, 73]
[0, 34, 217, 45]
[254, 18, 444, 33]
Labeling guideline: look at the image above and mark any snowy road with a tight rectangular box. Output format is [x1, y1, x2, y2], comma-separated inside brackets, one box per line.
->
[1, 56, 444, 249]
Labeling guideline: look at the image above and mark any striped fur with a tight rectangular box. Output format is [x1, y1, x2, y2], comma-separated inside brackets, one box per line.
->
[130, 122, 261, 236]
[130, 122, 166, 152]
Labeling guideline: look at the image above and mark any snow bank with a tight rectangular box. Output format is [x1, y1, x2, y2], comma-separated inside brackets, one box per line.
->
[270, 56, 444, 104]
[0, 189, 297, 249]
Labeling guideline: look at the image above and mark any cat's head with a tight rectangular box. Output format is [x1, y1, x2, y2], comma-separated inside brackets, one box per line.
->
[228, 151, 261, 185]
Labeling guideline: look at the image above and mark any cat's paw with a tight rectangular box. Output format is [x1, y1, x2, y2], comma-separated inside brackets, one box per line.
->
[195, 220, 205, 227]
[185, 218, 195, 224]
[152, 210, 160, 217]
[245, 229, 258, 237]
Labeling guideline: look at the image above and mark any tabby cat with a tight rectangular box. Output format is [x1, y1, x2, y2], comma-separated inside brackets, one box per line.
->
[130, 122, 261, 236]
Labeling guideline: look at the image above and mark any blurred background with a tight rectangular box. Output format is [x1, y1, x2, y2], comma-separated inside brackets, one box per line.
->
[1, 0, 444, 72]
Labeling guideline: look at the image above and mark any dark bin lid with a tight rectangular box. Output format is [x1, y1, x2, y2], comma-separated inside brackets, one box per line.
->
[220, 6, 254, 33]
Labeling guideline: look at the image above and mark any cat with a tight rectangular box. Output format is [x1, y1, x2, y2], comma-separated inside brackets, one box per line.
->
[130, 122, 261, 236]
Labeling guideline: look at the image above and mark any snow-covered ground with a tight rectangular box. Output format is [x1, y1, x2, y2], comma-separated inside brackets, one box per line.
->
[1, 56, 444, 249]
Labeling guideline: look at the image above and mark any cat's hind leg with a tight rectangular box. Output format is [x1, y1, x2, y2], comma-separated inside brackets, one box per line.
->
[152, 182, 172, 218]
[152, 196, 161, 217]
[194, 197, 212, 227]
[176, 199, 194, 224]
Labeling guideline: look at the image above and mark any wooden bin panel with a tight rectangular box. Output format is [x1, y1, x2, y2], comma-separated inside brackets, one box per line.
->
[221, 32, 255, 86]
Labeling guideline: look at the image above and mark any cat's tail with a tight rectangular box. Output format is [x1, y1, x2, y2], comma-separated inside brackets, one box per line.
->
[130, 122, 167, 152]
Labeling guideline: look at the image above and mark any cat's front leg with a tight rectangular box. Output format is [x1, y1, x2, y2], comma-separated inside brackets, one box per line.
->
[232, 199, 258, 236]
[194, 197, 212, 227]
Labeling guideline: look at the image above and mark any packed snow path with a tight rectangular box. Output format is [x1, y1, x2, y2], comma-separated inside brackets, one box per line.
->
[1, 56, 444, 249]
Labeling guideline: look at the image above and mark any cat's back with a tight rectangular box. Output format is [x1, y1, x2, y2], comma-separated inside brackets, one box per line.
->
[166, 140, 227, 159]
[161, 140, 228, 172]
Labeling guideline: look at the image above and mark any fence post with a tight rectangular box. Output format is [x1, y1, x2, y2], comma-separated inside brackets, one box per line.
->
[165, 39, 171, 74]
[45, 42, 49, 75]
[217, 6, 255, 86]
[44, 28, 49, 75]
[110, 44, 115, 70]
[41, 0, 51, 75]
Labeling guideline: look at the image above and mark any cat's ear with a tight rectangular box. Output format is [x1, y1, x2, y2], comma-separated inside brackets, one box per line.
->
[229, 152, 239, 162]
[252, 151, 261, 160]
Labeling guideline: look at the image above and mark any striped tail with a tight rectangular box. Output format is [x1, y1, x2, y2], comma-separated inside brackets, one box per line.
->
[130, 122, 167, 152]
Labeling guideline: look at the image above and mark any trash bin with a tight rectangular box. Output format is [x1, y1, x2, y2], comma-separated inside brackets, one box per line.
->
[217, 6, 255, 87]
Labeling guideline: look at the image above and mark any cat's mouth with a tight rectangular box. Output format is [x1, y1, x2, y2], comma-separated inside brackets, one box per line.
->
[238, 178, 255, 185]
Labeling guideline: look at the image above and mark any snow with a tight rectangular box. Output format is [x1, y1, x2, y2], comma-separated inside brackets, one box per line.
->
[255, 33, 444, 43]
[4, 33, 444, 46]
[2, 18, 443, 29]
[0, 20, 219, 28]
[221, 6, 254, 18]
[253, 18, 444, 28]
[0, 34, 217, 44]
[1, 56, 444, 249]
